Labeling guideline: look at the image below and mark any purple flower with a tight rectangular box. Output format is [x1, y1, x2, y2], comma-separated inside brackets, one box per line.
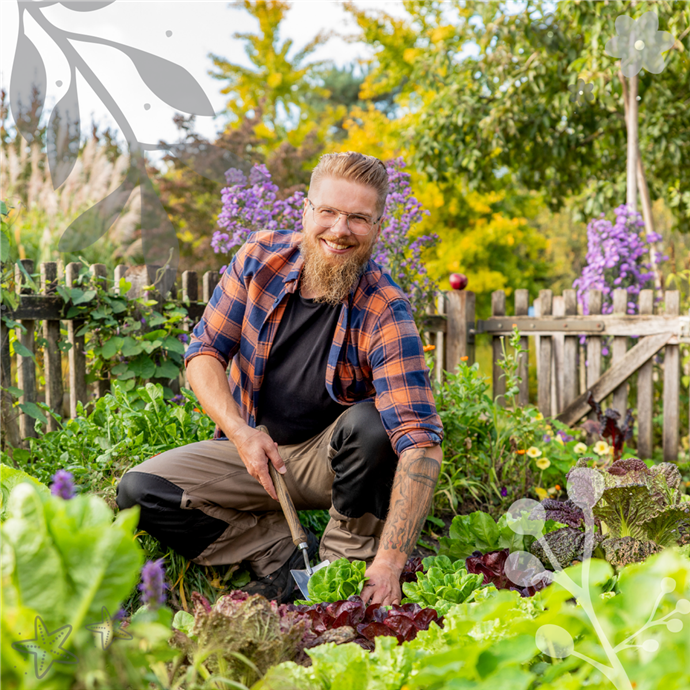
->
[543, 434, 551, 443]
[140, 317, 146, 325]
[138, 559, 167, 608]
[177, 333, 189, 344]
[170, 394, 184, 405]
[501, 487, 508, 497]
[113, 608, 127, 621]
[51, 470, 76, 500]
[557, 429, 574, 443]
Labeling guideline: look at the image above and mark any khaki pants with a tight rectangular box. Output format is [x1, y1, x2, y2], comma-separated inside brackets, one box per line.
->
[115, 401, 398, 577]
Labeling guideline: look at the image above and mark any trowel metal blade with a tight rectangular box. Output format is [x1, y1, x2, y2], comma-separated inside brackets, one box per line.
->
[290, 559, 330, 600]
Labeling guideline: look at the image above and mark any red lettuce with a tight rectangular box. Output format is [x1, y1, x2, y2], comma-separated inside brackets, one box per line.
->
[287, 595, 443, 650]
[465, 549, 548, 598]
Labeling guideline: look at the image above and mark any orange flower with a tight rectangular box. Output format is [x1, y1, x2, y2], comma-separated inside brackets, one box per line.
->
[516, 449, 526, 455]
[512, 323, 517, 328]
[423, 344, 436, 352]
[460, 356, 468, 361]
[555, 484, 561, 491]
[194, 407, 205, 414]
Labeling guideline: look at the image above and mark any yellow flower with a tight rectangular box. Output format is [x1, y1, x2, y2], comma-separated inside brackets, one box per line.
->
[574, 442, 588, 454]
[555, 434, 564, 446]
[526, 447, 542, 458]
[536, 457, 551, 470]
[534, 412, 544, 421]
[535, 487, 548, 500]
[594, 441, 610, 456]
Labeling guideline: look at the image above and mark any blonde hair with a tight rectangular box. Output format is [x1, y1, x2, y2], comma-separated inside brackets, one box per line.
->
[309, 152, 389, 218]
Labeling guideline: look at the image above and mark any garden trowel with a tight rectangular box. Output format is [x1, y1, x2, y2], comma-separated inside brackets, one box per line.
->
[256, 426, 330, 599]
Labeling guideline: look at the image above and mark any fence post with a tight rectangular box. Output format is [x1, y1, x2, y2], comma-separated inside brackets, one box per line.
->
[537, 289, 553, 417]
[637, 289, 654, 459]
[66, 262, 88, 418]
[551, 295, 565, 414]
[181, 270, 199, 389]
[202, 270, 220, 303]
[663, 290, 680, 462]
[41, 261, 64, 429]
[563, 289, 579, 410]
[612, 288, 628, 414]
[492, 291, 506, 405]
[433, 291, 445, 385]
[114, 264, 129, 294]
[15, 260, 37, 441]
[585, 290, 603, 443]
[91, 264, 110, 399]
[515, 289, 529, 405]
[445, 290, 474, 374]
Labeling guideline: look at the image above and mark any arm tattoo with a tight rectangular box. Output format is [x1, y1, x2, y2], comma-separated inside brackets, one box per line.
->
[380, 448, 441, 555]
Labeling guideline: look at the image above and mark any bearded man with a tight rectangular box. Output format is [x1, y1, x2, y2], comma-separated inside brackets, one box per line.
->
[116, 152, 444, 606]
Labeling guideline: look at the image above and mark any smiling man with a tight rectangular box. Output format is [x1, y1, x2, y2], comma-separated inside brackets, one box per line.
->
[116, 152, 443, 606]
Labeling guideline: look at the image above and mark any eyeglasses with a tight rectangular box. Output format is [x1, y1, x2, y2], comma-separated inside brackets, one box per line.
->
[306, 198, 382, 236]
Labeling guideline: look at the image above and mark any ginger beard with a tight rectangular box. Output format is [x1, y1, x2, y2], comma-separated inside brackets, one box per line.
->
[299, 227, 378, 306]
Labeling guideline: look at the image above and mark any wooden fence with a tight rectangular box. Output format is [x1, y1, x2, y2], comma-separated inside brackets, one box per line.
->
[1, 262, 689, 460]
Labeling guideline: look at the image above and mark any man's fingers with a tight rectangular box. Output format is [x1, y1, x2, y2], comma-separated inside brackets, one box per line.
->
[267, 445, 287, 475]
[257, 466, 278, 501]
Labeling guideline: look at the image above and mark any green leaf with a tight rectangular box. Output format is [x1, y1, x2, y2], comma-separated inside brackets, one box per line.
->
[72, 289, 96, 305]
[469, 511, 500, 550]
[101, 337, 125, 360]
[129, 356, 155, 379]
[172, 610, 195, 636]
[162, 336, 185, 355]
[122, 337, 144, 357]
[0, 200, 7, 215]
[19, 402, 48, 425]
[155, 360, 180, 379]
[0, 230, 10, 263]
[110, 300, 127, 314]
[4, 385, 23, 398]
[0, 464, 50, 521]
[143, 329, 167, 341]
[12, 341, 35, 361]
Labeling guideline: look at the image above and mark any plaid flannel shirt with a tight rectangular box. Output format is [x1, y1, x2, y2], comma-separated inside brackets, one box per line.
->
[183, 229, 443, 456]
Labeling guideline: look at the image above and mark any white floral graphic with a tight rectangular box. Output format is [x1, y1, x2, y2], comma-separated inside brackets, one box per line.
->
[568, 78, 594, 106]
[605, 11, 675, 77]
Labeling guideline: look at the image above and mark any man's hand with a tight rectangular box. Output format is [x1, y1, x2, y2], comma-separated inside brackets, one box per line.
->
[360, 561, 402, 607]
[233, 426, 287, 501]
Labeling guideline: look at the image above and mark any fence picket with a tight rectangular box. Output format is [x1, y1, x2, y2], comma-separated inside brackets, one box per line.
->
[537, 290, 553, 417]
[663, 290, 680, 462]
[15, 260, 37, 440]
[492, 290, 506, 405]
[91, 264, 110, 400]
[552, 295, 565, 414]
[612, 288, 628, 414]
[202, 271, 220, 303]
[636, 290, 654, 458]
[515, 289, 529, 405]
[563, 289, 579, 410]
[446, 290, 473, 373]
[66, 262, 87, 418]
[41, 262, 63, 429]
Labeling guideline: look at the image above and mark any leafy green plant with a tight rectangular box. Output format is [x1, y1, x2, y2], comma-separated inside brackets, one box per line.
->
[433, 327, 582, 517]
[401, 555, 485, 615]
[0, 480, 149, 688]
[438, 509, 567, 561]
[296, 558, 368, 605]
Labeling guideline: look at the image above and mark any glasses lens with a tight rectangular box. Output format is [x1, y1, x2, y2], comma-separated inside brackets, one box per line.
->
[348, 216, 373, 235]
[314, 207, 338, 227]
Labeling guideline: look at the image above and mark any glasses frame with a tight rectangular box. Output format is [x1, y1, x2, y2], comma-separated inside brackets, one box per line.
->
[306, 198, 382, 236]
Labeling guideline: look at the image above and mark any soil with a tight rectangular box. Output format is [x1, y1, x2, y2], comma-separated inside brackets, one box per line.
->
[410, 513, 456, 560]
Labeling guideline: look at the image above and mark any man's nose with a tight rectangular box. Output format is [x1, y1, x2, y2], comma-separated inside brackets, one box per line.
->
[330, 214, 351, 234]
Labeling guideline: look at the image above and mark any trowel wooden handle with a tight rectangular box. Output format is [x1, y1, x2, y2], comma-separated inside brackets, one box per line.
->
[256, 425, 308, 548]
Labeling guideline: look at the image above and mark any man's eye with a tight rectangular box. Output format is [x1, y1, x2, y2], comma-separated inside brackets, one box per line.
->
[319, 209, 338, 217]
[351, 216, 370, 224]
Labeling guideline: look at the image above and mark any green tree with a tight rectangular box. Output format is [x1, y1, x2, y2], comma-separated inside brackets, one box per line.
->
[404, 0, 690, 230]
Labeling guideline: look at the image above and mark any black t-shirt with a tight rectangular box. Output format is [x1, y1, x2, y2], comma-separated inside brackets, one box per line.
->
[256, 290, 346, 445]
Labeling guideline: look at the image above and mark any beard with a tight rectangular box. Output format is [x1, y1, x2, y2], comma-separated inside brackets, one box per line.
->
[299, 230, 374, 306]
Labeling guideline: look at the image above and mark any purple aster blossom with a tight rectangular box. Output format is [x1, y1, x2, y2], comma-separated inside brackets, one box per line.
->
[51, 470, 76, 499]
[501, 487, 508, 497]
[573, 205, 666, 317]
[557, 429, 574, 442]
[543, 434, 551, 443]
[138, 559, 167, 608]
[177, 333, 189, 344]
[170, 394, 184, 405]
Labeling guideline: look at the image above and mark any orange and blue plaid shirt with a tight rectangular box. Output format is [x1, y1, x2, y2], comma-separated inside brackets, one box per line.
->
[184, 230, 443, 456]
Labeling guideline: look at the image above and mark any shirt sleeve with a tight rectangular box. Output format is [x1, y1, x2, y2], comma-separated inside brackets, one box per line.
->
[184, 245, 249, 370]
[367, 298, 444, 456]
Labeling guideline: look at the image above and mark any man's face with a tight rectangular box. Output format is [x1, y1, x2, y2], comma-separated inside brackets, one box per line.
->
[299, 176, 382, 305]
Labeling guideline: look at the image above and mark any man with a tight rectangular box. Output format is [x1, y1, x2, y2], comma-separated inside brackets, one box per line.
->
[116, 151, 443, 606]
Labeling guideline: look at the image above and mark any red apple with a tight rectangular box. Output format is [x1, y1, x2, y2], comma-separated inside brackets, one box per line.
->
[449, 273, 468, 290]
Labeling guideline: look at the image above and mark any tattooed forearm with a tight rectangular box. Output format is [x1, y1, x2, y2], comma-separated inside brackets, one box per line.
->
[379, 446, 442, 557]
